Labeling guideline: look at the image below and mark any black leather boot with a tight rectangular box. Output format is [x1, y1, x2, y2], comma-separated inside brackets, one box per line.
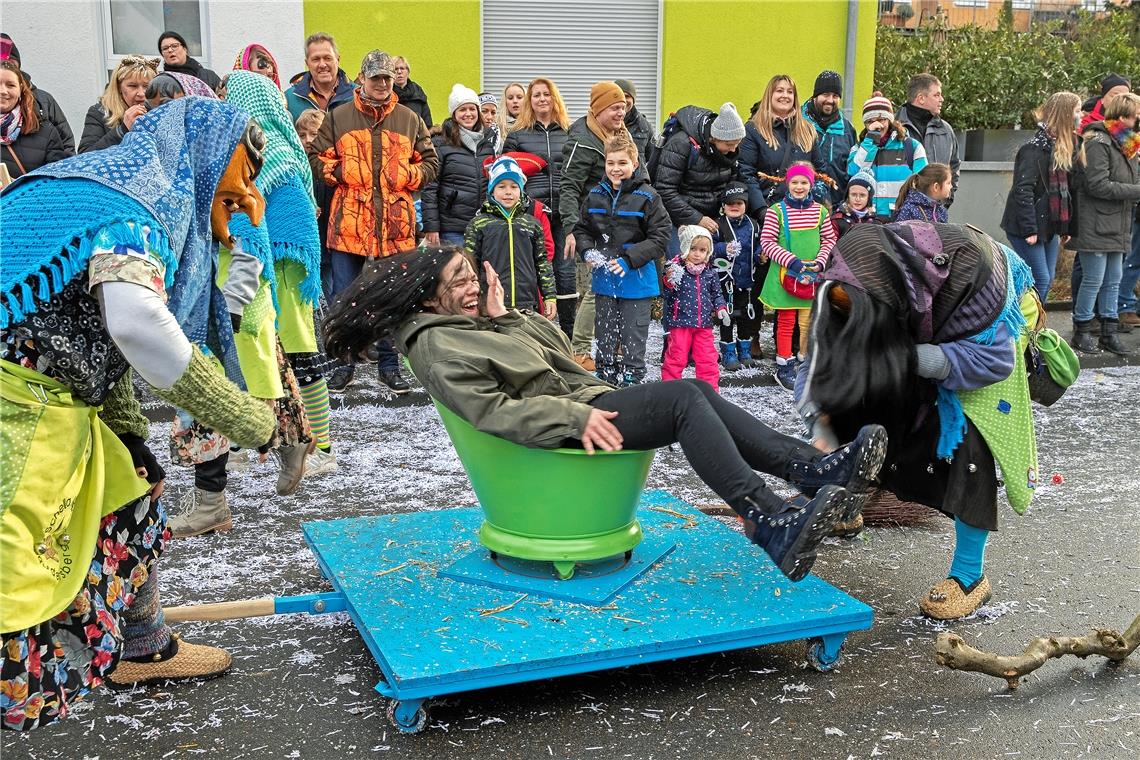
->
[1071, 320, 1100, 353]
[1099, 319, 1131, 356]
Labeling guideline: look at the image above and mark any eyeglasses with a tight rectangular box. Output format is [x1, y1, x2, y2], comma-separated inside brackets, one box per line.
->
[159, 43, 183, 53]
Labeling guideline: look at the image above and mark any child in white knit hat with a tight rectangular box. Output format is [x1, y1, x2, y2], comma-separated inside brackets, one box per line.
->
[661, 225, 730, 391]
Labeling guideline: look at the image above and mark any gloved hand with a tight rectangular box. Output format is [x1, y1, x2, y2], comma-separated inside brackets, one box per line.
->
[784, 258, 805, 277]
[117, 432, 166, 485]
[914, 343, 951, 380]
[666, 262, 684, 287]
[717, 307, 731, 326]
[583, 249, 607, 269]
[726, 240, 741, 257]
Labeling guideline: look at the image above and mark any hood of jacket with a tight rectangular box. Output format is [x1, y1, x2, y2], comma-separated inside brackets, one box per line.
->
[395, 79, 428, 105]
[673, 105, 714, 148]
[394, 310, 483, 354]
[288, 68, 355, 98]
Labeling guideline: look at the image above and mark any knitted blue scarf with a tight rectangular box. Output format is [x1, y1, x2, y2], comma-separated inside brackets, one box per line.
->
[0, 98, 252, 381]
[935, 246, 1033, 459]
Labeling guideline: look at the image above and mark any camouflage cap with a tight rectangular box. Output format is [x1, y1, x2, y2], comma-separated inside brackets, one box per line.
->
[360, 49, 395, 79]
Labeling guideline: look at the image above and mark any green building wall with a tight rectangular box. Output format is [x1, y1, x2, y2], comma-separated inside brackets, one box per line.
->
[301, 0, 877, 127]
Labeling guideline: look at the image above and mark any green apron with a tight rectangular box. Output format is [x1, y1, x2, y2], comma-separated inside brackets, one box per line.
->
[217, 248, 281, 399]
[1, 360, 149, 633]
[759, 201, 826, 310]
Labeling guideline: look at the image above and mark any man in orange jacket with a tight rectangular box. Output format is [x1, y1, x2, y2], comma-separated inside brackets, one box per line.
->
[309, 49, 439, 393]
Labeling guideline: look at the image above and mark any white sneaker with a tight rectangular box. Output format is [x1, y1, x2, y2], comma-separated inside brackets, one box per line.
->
[306, 447, 339, 477]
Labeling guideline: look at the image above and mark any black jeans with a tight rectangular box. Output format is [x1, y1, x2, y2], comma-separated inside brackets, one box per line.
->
[589, 379, 817, 515]
[194, 453, 229, 493]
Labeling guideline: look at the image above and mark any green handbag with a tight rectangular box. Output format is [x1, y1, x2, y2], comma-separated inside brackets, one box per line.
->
[1025, 327, 1080, 406]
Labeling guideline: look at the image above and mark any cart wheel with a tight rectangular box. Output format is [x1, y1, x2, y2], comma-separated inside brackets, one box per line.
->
[624, 550, 633, 561]
[489, 550, 498, 560]
[807, 637, 844, 672]
[386, 699, 429, 733]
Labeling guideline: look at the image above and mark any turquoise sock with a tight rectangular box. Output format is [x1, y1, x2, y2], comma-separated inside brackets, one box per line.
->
[948, 517, 988, 587]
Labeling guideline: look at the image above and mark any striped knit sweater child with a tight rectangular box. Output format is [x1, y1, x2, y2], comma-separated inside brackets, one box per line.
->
[847, 92, 928, 219]
[757, 163, 837, 375]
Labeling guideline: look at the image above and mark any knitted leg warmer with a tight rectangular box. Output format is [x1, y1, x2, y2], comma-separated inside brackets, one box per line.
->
[948, 516, 989, 587]
[300, 378, 331, 451]
[120, 570, 172, 660]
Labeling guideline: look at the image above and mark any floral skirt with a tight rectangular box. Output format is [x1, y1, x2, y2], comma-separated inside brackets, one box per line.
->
[0, 496, 168, 731]
[170, 340, 312, 466]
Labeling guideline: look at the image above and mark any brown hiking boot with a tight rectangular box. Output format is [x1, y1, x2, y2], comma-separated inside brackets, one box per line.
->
[274, 439, 316, 496]
[168, 488, 232, 538]
[1119, 311, 1140, 327]
[106, 634, 231, 689]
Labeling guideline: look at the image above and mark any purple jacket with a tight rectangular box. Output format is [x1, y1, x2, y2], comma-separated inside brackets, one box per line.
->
[663, 256, 727, 329]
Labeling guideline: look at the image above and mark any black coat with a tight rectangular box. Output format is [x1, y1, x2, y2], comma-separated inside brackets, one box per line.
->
[1, 121, 68, 178]
[160, 58, 221, 92]
[738, 118, 825, 210]
[421, 124, 496, 235]
[1000, 134, 1060, 240]
[79, 102, 126, 153]
[26, 78, 74, 154]
[625, 107, 654, 168]
[653, 105, 739, 226]
[395, 80, 432, 128]
[503, 121, 568, 215]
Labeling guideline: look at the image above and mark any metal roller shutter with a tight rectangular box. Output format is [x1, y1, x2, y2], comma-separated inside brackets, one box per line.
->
[482, 0, 661, 127]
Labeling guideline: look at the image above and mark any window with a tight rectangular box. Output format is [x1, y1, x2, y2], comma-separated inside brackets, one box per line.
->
[953, 0, 989, 7]
[102, 0, 207, 65]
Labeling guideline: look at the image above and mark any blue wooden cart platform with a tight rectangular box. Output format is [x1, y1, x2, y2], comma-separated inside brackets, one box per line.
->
[300, 489, 873, 732]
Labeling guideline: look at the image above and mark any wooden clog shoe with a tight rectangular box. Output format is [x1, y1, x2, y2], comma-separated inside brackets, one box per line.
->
[919, 576, 992, 620]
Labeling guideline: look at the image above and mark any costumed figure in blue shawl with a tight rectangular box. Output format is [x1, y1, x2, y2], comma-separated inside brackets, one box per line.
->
[796, 222, 1040, 620]
[0, 97, 276, 729]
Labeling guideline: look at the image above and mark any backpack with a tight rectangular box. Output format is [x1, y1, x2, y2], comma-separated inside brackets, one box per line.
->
[645, 112, 696, 178]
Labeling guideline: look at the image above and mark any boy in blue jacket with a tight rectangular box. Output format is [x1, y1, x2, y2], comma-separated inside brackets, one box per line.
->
[574, 136, 671, 386]
[712, 181, 766, 370]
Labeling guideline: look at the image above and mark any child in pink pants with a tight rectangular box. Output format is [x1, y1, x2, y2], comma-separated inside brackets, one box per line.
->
[662, 225, 730, 391]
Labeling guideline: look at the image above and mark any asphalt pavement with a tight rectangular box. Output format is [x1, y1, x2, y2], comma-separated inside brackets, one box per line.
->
[4, 326, 1138, 760]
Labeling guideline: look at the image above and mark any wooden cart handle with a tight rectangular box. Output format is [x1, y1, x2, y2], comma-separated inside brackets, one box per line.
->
[163, 597, 276, 622]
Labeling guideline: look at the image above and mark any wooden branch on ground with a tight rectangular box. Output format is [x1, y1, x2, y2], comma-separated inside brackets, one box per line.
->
[934, 614, 1140, 689]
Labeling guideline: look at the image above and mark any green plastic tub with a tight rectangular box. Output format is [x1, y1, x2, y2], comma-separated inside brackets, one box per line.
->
[432, 400, 654, 579]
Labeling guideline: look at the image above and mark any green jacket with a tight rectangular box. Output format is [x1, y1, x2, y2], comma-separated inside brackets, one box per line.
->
[558, 117, 608, 234]
[395, 310, 613, 448]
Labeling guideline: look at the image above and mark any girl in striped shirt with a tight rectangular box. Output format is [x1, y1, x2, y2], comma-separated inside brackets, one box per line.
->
[758, 161, 838, 391]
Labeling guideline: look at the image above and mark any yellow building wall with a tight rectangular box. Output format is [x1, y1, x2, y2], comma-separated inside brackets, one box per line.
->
[302, 0, 877, 128]
[302, 0, 481, 121]
[660, 0, 878, 124]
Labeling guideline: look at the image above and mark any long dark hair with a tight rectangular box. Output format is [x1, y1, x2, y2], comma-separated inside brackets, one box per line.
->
[442, 115, 482, 148]
[807, 281, 926, 447]
[323, 246, 465, 361]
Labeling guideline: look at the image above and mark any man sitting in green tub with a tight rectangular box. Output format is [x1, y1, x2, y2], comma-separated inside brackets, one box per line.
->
[323, 246, 887, 582]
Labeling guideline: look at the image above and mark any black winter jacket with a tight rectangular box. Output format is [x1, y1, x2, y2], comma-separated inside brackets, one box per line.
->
[465, 199, 556, 310]
[1068, 121, 1140, 253]
[25, 76, 74, 154]
[422, 124, 496, 235]
[1, 121, 68, 178]
[394, 80, 433, 128]
[738, 118, 825, 210]
[625, 107, 654, 167]
[572, 172, 670, 299]
[503, 121, 568, 216]
[79, 102, 127, 153]
[1000, 131, 1065, 240]
[160, 58, 221, 92]
[653, 105, 740, 226]
[558, 117, 610, 234]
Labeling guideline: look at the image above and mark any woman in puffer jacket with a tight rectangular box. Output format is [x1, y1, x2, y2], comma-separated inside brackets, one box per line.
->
[739, 75, 827, 213]
[504, 78, 574, 334]
[422, 84, 496, 246]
